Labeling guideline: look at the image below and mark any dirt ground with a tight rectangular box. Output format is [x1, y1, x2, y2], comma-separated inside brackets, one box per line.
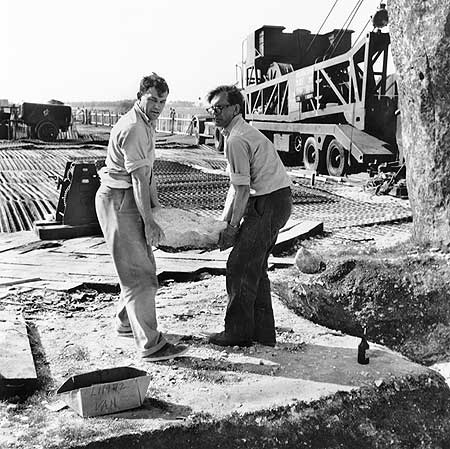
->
[2, 268, 450, 449]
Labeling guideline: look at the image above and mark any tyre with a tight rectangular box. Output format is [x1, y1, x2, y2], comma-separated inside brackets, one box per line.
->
[326, 139, 347, 177]
[303, 137, 322, 171]
[36, 120, 59, 142]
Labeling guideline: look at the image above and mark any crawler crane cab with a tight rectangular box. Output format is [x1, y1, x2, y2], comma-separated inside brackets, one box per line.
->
[237, 3, 400, 176]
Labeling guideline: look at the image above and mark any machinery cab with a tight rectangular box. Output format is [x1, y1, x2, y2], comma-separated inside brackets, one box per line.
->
[241, 25, 353, 88]
[19, 101, 72, 141]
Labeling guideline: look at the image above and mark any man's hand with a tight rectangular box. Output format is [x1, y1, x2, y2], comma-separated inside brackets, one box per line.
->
[218, 224, 239, 251]
[144, 219, 165, 247]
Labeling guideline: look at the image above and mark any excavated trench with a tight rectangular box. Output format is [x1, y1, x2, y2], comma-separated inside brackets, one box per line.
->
[273, 252, 450, 367]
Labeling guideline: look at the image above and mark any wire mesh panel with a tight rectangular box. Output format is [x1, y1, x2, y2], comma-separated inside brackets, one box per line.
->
[0, 145, 412, 233]
[154, 160, 228, 212]
[0, 145, 106, 232]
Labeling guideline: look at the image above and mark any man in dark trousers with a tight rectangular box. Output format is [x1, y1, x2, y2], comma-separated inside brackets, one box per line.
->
[206, 85, 292, 347]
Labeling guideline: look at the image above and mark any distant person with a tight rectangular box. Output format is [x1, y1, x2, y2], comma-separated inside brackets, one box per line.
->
[95, 73, 188, 361]
[205, 85, 292, 347]
[169, 107, 176, 134]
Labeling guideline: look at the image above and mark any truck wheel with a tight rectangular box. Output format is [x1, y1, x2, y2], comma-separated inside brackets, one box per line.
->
[36, 120, 59, 142]
[303, 137, 321, 171]
[293, 134, 303, 152]
[326, 139, 347, 177]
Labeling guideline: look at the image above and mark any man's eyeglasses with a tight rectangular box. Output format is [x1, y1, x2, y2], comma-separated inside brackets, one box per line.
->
[206, 104, 232, 114]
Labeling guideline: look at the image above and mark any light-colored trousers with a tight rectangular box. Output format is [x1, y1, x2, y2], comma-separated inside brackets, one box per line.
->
[95, 184, 166, 357]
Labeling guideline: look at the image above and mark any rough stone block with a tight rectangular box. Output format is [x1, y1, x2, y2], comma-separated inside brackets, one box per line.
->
[153, 207, 227, 250]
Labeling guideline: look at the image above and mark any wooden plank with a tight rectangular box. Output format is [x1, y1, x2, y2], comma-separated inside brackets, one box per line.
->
[0, 264, 117, 283]
[17, 241, 62, 254]
[0, 231, 40, 253]
[203, 221, 321, 258]
[273, 220, 323, 255]
[155, 250, 229, 261]
[0, 257, 117, 277]
[0, 310, 38, 399]
[54, 236, 106, 253]
[269, 256, 295, 267]
[155, 250, 293, 268]
[157, 258, 227, 276]
[15, 280, 87, 292]
[2, 250, 110, 265]
[0, 258, 225, 285]
[34, 222, 102, 240]
[0, 236, 288, 291]
[0, 255, 222, 277]
[0, 277, 41, 287]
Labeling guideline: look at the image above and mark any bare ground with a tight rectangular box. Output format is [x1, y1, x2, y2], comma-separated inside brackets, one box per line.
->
[1, 136, 450, 448]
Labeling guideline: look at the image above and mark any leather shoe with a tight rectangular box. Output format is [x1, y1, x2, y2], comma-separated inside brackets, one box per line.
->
[208, 331, 252, 347]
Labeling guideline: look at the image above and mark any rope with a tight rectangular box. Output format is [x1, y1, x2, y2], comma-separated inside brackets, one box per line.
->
[304, 0, 340, 57]
[351, 17, 372, 49]
[327, 0, 366, 59]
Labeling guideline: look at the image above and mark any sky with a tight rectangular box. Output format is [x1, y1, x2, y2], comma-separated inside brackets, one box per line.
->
[3, 0, 384, 104]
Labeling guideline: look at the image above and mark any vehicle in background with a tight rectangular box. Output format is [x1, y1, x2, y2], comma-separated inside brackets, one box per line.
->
[19, 101, 72, 141]
[193, 5, 401, 177]
[0, 100, 72, 142]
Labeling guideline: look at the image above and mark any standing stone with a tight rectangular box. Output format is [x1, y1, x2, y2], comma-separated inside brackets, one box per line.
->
[389, 0, 450, 247]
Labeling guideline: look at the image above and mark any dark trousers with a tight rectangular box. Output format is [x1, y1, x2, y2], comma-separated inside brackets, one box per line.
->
[224, 187, 292, 343]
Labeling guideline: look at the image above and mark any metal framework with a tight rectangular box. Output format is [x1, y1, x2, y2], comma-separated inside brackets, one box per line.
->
[244, 32, 391, 132]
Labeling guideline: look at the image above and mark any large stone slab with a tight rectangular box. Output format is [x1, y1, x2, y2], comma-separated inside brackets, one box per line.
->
[153, 207, 227, 250]
[0, 310, 37, 399]
[273, 220, 323, 255]
[3, 290, 450, 448]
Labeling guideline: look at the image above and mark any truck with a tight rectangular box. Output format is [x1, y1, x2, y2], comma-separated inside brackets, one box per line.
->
[19, 101, 72, 141]
[0, 100, 72, 142]
[194, 19, 400, 177]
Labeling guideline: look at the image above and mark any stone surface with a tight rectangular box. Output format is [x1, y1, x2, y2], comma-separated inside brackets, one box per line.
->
[389, 0, 450, 246]
[153, 207, 227, 250]
[0, 310, 37, 399]
[1, 276, 449, 449]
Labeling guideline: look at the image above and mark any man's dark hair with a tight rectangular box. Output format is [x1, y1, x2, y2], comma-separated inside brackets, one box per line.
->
[206, 85, 245, 116]
[137, 73, 169, 99]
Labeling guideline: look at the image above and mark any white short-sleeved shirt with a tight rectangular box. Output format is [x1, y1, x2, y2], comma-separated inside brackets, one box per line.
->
[99, 102, 156, 188]
[222, 115, 291, 196]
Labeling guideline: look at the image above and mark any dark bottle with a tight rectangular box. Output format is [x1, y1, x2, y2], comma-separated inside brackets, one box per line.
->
[358, 335, 370, 365]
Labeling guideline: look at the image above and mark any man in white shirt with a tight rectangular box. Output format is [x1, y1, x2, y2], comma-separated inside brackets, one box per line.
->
[206, 85, 292, 347]
[96, 73, 188, 361]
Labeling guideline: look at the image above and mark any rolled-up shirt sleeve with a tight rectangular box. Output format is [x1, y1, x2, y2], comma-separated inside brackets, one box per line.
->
[227, 136, 250, 185]
[118, 125, 152, 173]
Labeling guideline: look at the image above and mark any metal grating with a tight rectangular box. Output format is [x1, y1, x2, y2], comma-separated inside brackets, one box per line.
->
[155, 160, 336, 213]
[0, 144, 107, 232]
[0, 144, 412, 234]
